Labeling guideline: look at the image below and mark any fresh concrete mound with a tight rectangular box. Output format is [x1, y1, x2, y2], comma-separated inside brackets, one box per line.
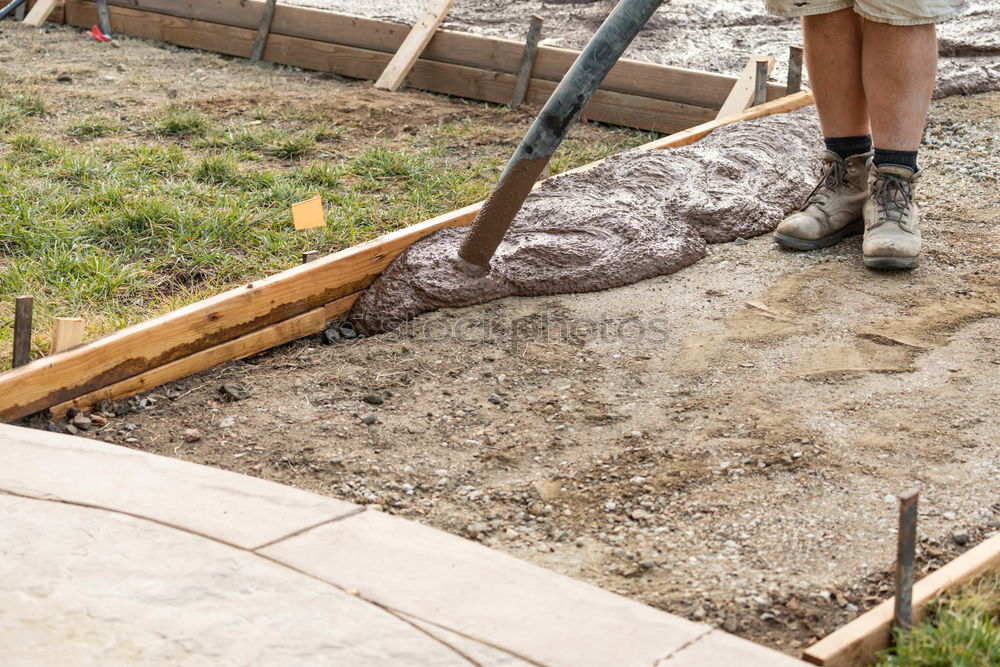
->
[352, 107, 823, 335]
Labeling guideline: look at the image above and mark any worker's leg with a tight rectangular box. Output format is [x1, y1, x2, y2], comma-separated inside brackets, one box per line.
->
[770, 5, 872, 250]
[803, 8, 869, 139]
[861, 20, 937, 155]
[855, 4, 948, 269]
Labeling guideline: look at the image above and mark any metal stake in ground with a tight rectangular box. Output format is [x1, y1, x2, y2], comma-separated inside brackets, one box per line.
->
[456, 0, 665, 273]
[509, 15, 544, 108]
[12, 295, 33, 368]
[95, 0, 112, 39]
[894, 487, 920, 633]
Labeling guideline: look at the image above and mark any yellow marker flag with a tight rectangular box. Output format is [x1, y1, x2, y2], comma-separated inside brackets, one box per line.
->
[292, 195, 325, 230]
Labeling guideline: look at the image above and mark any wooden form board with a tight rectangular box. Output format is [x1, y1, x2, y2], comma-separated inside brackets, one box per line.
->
[0, 90, 814, 423]
[803, 532, 1000, 666]
[62, 2, 714, 134]
[375, 0, 456, 91]
[74, 0, 787, 111]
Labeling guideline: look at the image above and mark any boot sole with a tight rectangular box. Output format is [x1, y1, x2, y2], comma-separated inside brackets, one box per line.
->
[863, 255, 918, 270]
[773, 219, 863, 251]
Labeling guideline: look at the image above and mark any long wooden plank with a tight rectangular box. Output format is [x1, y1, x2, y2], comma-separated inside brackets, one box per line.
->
[51, 294, 362, 417]
[62, 2, 715, 133]
[92, 0, 786, 109]
[0, 88, 814, 423]
[803, 533, 1000, 666]
[375, 0, 456, 91]
[50, 306, 325, 417]
[23, 0, 59, 26]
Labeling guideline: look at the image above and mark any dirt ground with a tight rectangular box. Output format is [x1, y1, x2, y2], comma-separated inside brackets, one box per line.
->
[7, 4, 1000, 659]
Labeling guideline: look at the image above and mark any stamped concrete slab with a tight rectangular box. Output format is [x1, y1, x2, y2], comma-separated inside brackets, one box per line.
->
[261, 510, 715, 666]
[655, 629, 807, 666]
[399, 613, 534, 667]
[0, 424, 358, 549]
[0, 493, 472, 666]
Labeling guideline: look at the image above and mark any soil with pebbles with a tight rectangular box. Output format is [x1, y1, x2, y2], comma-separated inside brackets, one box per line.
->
[63, 91, 1000, 656]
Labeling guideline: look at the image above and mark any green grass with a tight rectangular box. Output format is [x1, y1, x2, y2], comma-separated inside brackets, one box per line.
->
[0, 86, 655, 367]
[66, 115, 121, 139]
[877, 572, 1000, 666]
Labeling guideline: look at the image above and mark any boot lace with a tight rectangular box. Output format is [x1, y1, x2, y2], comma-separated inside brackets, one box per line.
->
[799, 158, 847, 211]
[869, 171, 914, 229]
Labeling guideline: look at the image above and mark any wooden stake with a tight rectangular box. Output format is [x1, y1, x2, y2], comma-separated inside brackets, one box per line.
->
[374, 0, 456, 91]
[894, 488, 919, 632]
[50, 318, 85, 355]
[249, 0, 277, 63]
[510, 15, 544, 108]
[23, 0, 60, 26]
[753, 59, 769, 107]
[786, 45, 803, 95]
[301, 250, 318, 264]
[716, 54, 776, 119]
[15, 0, 26, 20]
[12, 296, 33, 369]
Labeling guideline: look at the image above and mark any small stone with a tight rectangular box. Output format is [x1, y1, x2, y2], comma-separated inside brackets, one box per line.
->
[943, 511, 957, 521]
[734, 237, 748, 246]
[219, 383, 250, 402]
[71, 414, 93, 431]
[631, 508, 649, 521]
[90, 414, 108, 427]
[952, 530, 970, 546]
[320, 328, 340, 345]
[182, 428, 203, 443]
[361, 414, 377, 425]
[219, 416, 236, 428]
[489, 393, 503, 405]
[65, 424, 79, 435]
[363, 393, 384, 405]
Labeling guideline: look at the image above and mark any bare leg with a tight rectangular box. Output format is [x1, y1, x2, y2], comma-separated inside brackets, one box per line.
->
[861, 20, 937, 151]
[802, 9, 869, 138]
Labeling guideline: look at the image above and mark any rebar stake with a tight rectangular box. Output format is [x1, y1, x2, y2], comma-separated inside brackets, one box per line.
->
[894, 487, 920, 633]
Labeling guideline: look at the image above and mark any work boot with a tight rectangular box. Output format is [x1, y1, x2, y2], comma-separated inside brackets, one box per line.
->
[862, 163, 921, 270]
[773, 150, 871, 250]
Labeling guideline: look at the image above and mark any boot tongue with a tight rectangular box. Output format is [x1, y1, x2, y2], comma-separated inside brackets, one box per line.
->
[877, 163, 917, 179]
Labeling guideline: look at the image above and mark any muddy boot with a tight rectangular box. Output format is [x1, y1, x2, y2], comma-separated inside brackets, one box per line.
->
[862, 163, 921, 270]
[773, 150, 871, 250]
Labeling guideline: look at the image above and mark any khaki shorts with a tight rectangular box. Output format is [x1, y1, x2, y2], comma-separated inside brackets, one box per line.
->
[764, 0, 968, 25]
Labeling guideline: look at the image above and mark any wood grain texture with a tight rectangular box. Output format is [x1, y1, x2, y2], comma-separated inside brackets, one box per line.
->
[375, 0, 456, 91]
[803, 533, 1000, 666]
[50, 318, 85, 355]
[50, 307, 328, 417]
